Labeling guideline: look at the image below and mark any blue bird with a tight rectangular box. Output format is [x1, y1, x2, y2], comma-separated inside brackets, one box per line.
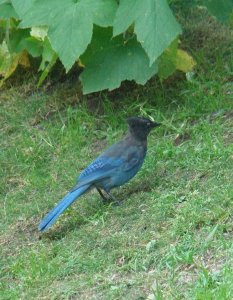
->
[38, 117, 161, 231]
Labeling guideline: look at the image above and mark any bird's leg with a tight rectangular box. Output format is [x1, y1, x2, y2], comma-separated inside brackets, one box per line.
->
[96, 187, 121, 206]
[104, 190, 122, 206]
[96, 187, 109, 203]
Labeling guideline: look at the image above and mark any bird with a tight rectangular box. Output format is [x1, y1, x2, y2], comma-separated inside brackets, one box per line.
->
[38, 116, 161, 231]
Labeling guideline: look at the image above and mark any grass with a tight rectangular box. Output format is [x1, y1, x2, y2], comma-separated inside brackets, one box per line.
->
[1, 11, 233, 300]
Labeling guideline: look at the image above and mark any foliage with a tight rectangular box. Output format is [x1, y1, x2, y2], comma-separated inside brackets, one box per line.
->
[0, 0, 232, 92]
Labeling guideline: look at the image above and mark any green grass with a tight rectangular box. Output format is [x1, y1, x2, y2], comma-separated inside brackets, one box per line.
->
[1, 12, 233, 300]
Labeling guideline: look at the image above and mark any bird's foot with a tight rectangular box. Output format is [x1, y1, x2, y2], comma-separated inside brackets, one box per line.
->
[96, 188, 122, 206]
[104, 190, 122, 206]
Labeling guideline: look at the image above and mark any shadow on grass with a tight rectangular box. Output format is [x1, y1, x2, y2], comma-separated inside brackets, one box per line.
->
[38, 179, 157, 240]
[38, 199, 118, 240]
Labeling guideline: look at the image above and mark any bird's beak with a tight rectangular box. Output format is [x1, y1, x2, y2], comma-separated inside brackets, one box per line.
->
[152, 122, 161, 128]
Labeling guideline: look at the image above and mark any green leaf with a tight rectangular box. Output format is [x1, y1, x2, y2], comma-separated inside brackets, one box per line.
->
[38, 53, 57, 86]
[19, 0, 118, 71]
[202, 0, 233, 22]
[8, 28, 30, 52]
[8, 28, 43, 57]
[113, 0, 182, 66]
[0, 3, 19, 19]
[80, 27, 158, 94]
[158, 38, 196, 80]
[158, 38, 178, 79]
[39, 38, 56, 70]
[11, 0, 35, 17]
[20, 37, 43, 57]
[36, 38, 57, 87]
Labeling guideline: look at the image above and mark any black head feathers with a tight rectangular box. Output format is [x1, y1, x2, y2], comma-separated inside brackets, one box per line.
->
[127, 116, 161, 140]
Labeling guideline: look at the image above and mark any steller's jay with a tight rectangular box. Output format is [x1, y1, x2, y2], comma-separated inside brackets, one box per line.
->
[38, 117, 161, 231]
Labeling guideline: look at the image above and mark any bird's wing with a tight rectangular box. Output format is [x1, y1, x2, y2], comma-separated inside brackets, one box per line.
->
[72, 140, 145, 191]
[122, 147, 142, 171]
[79, 156, 122, 180]
[71, 156, 123, 191]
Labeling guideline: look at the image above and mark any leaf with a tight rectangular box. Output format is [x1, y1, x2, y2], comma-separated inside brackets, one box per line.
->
[158, 38, 178, 79]
[113, 0, 182, 66]
[39, 38, 56, 71]
[18, 50, 30, 67]
[0, 40, 21, 86]
[8, 28, 30, 52]
[11, 0, 35, 17]
[0, 40, 18, 78]
[21, 37, 43, 57]
[19, 0, 118, 71]
[80, 27, 158, 94]
[8, 28, 43, 57]
[37, 53, 57, 86]
[202, 0, 233, 22]
[0, 2, 19, 19]
[158, 39, 195, 79]
[37, 38, 57, 86]
[176, 49, 196, 72]
[30, 26, 48, 41]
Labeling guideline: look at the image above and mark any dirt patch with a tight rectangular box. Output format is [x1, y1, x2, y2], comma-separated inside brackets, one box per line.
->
[90, 138, 107, 153]
[174, 132, 191, 146]
[223, 132, 233, 145]
[197, 250, 227, 273]
[1, 216, 41, 258]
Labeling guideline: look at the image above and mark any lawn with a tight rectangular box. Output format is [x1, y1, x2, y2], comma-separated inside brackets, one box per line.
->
[1, 10, 233, 300]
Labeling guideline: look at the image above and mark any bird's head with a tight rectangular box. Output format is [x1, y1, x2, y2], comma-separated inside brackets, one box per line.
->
[126, 116, 161, 140]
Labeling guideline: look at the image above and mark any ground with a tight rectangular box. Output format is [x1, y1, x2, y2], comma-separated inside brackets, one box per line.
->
[1, 10, 233, 300]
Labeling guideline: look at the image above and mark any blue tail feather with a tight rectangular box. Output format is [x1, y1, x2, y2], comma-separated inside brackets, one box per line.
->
[38, 185, 90, 231]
